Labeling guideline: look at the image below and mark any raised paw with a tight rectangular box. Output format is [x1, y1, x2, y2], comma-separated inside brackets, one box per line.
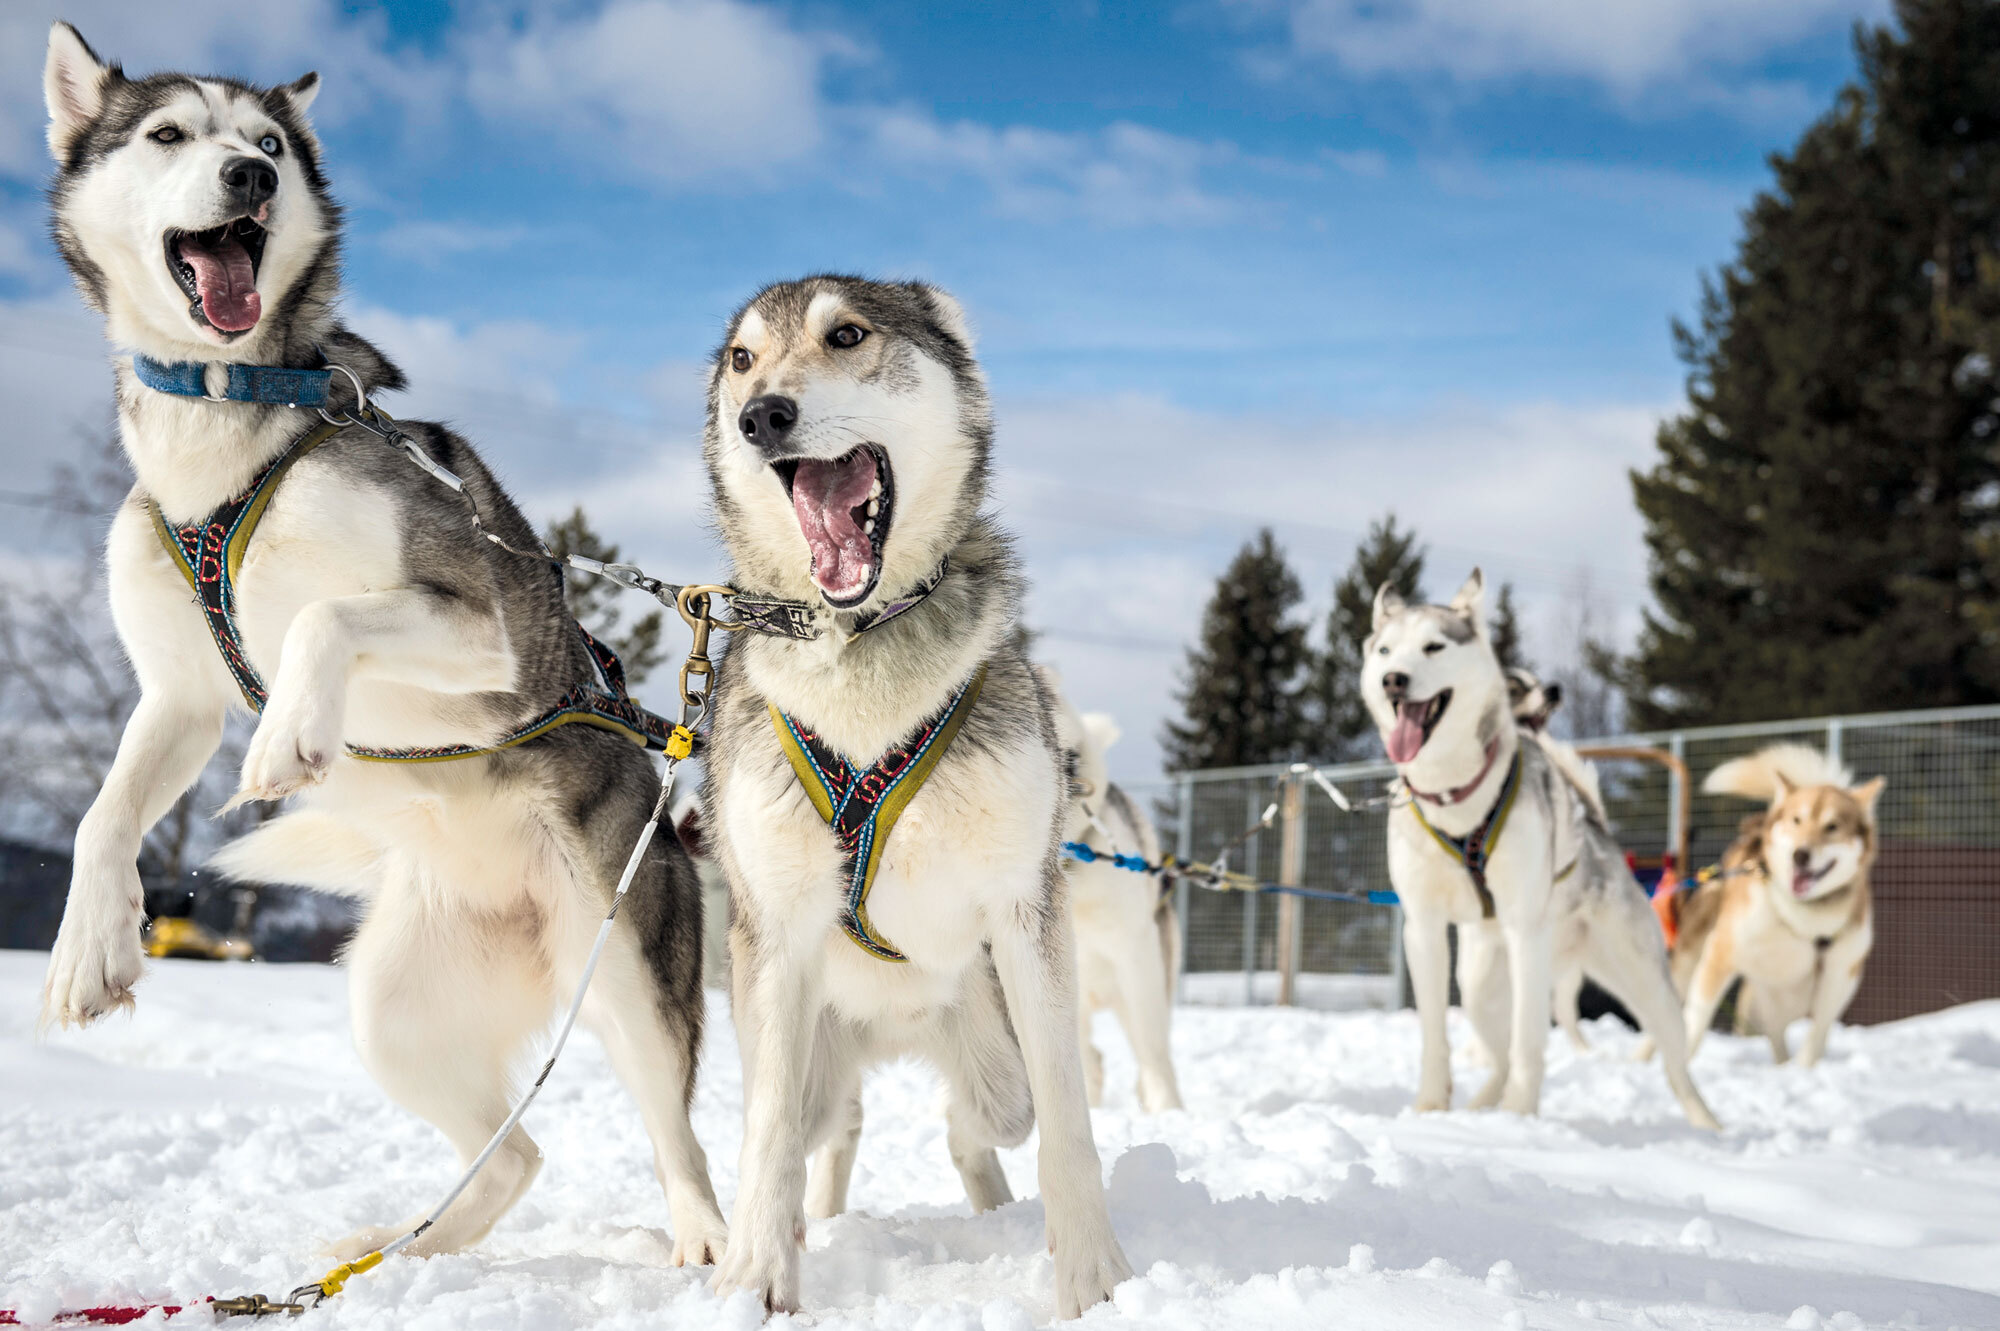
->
[40, 896, 145, 1031]
[233, 690, 342, 806]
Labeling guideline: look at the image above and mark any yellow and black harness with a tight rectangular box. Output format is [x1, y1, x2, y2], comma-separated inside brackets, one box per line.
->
[771, 665, 987, 962]
[148, 419, 683, 762]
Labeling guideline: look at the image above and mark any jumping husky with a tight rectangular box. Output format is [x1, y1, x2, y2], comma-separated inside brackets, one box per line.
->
[36, 24, 726, 1264]
[1039, 671, 1184, 1112]
[1672, 745, 1882, 1065]
[1364, 571, 1718, 1128]
[698, 276, 1131, 1317]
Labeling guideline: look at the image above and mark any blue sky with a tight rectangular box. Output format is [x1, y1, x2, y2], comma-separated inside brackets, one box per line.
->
[0, 0, 1888, 781]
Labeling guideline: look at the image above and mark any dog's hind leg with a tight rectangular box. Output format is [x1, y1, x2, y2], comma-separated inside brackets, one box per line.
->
[1553, 960, 1590, 1052]
[330, 862, 552, 1260]
[925, 963, 1031, 1213]
[576, 923, 729, 1265]
[1580, 913, 1721, 1130]
[1111, 917, 1184, 1113]
[1456, 920, 1512, 1110]
[805, 1079, 864, 1220]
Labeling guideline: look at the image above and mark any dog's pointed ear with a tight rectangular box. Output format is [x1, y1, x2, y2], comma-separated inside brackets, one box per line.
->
[1770, 769, 1796, 806]
[1449, 567, 1486, 618]
[1851, 775, 1886, 814]
[1371, 580, 1406, 632]
[46, 22, 113, 163]
[277, 71, 321, 114]
[1081, 712, 1121, 755]
[920, 284, 977, 354]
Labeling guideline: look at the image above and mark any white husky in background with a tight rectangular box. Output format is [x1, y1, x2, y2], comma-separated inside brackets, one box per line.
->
[1364, 571, 1718, 1128]
[1040, 670, 1184, 1112]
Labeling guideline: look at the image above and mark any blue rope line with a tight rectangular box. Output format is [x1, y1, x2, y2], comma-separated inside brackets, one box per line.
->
[1060, 841, 1399, 907]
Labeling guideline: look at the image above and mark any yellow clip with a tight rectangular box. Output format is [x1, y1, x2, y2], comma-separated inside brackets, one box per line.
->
[666, 725, 694, 760]
[313, 1249, 384, 1299]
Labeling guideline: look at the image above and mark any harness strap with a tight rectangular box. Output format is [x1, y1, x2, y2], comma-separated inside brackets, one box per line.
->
[1406, 748, 1523, 919]
[134, 353, 334, 407]
[771, 665, 987, 962]
[148, 417, 683, 761]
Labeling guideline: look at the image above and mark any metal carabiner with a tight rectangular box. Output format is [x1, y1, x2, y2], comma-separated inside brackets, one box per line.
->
[675, 584, 736, 716]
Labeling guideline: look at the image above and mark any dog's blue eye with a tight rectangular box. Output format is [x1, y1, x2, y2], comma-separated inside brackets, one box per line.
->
[828, 324, 867, 349]
[259, 134, 282, 156]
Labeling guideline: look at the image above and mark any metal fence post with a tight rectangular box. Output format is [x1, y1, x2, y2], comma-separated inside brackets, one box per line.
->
[1667, 731, 1686, 873]
[1826, 716, 1844, 767]
[1275, 770, 1305, 1006]
[1243, 786, 1262, 1005]
[1174, 774, 1193, 1004]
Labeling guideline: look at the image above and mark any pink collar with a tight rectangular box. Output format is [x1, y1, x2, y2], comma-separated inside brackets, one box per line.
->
[1406, 738, 1504, 807]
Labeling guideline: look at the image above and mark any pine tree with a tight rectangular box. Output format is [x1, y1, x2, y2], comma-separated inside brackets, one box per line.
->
[1162, 528, 1312, 771]
[1490, 581, 1527, 675]
[1616, 0, 2000, 726]
[543, 506, 665, 685]
[1305, 514, 1426, 761]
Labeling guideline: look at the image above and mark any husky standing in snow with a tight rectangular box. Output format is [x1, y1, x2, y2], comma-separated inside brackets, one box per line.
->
[1671, 745, 1882, 1065]
[34, 25, 727, 1264]
[1039, 671, 1184, 1112]
[1363, 572, 1718, 1127]
[696, 276, 1132, 1317]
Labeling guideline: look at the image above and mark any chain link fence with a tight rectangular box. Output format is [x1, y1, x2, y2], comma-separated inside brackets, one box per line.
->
[1139, 703, 2000, 1020]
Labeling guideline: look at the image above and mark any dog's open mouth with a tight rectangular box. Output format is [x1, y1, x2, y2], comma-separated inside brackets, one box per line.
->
[164, 212, 268, 335]
[1385, 690, 1451, 764]
[1791, 860, 1833, 897]
[773, 444, 892, 609]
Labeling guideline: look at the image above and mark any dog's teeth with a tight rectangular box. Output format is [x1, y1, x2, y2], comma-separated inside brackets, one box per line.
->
[864, 519, 876, 535]
[868, 479, 882, 500]
[867, 499, 879, 518]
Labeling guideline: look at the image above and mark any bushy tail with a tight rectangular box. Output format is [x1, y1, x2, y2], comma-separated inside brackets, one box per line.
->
[1703, 742, 1852, 801]
[1528, 732, 1609, 826]
[209, 811, 382, 897]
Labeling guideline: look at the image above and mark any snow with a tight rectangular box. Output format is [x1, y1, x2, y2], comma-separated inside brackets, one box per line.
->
[4, 949, 1998, 1330]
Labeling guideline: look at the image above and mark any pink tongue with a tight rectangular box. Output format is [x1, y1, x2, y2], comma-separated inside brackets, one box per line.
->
[1385, 701, 1428, 764]
[791, 451, 878, 600]
[1792, 869, 1815, 896]
[178, 232, 261, 332]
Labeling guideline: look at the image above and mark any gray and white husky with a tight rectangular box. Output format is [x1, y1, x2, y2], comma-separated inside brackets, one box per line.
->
[36, 23, 727, 1263]
[698, 276, 1132, 1317]
[1364, 571, 1718, 1128]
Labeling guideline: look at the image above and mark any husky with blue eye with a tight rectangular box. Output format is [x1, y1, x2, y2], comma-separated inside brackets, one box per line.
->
[36, 22, 726, 1266]
[697, 275, 1132, 1319]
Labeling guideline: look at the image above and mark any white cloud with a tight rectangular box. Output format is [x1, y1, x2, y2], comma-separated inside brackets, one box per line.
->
[1261, 0, 1886, 102]
[367, 220, 533, 264]
[871, 114, 1243, 227]
[458, 0, 847, 185]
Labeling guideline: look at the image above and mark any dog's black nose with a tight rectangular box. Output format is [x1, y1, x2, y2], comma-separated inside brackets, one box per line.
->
[220, 155, 278, 210]
[738, 394, 798, 449]
[1793, 847, 1812, 868]
[1544, 682, 1563, 706]
[1382, 672, 1410, 700]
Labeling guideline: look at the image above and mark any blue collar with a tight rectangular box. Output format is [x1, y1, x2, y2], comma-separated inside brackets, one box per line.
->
[132, 353, 332, 407]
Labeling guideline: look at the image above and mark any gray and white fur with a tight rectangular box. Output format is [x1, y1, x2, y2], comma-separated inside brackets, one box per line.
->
[1363, 570, 1719, 1129]
[698, 276, 1132, 1318]
[36, 23, 726, 1265]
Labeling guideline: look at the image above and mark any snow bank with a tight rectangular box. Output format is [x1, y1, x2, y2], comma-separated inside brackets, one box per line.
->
[3, 950, 1996, 1329]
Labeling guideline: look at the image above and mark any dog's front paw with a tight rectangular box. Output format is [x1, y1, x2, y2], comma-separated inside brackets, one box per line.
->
[41, 889, 145, 1030]
[1049, 1223, 1133, 1320]
[234, 690, 342, 806]
[1499, 1076, 1542, 1116]
[1412, 1077, 1452, 1113]
[671, 1202, 728, 1267]
[710, 1222, 800, 1314]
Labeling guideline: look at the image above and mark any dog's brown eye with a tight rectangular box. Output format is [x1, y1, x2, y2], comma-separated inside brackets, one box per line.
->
[730, 347, 752, 373]
[828, 323, 867, 349]
[149, 126, 183, 145]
